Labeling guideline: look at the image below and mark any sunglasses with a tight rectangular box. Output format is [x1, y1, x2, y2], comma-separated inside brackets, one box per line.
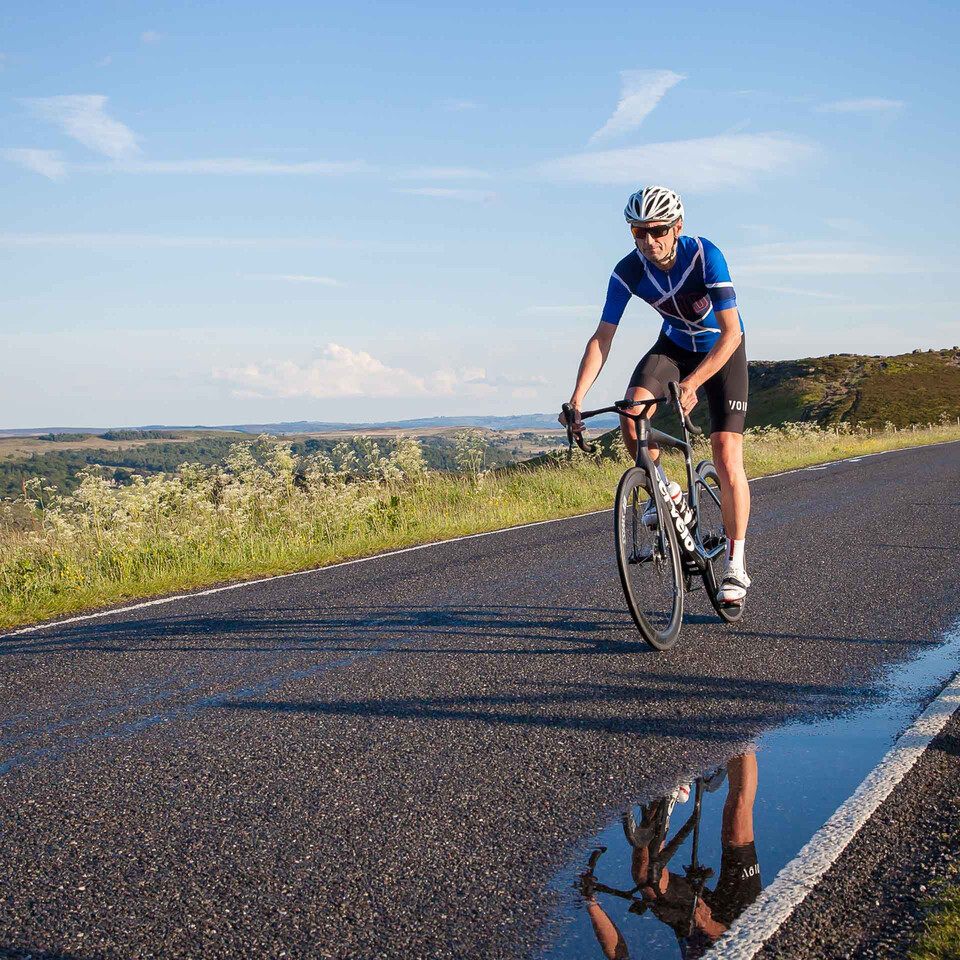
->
[630, 221, 678, 240]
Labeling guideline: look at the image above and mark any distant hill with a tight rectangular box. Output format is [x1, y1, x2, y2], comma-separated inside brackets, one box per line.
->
[3, 347, 958, 440]
[745, 346, 960, 430]
[1, 414, 619, 438]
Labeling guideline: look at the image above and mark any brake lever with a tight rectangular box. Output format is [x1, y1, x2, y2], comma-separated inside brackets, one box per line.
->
[667, 382, 703, 436]
[561, 403, 598, 454]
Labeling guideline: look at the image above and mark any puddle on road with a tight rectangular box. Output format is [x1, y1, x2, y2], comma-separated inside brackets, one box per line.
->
[540, 624, 960, 960]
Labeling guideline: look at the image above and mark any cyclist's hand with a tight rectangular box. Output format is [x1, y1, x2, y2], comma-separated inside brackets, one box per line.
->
[677, 380, 699, 415]
[559, 405, 585, 434]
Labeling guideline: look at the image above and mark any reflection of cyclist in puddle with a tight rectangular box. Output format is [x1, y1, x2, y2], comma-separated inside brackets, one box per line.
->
[580, 754, 760, 959]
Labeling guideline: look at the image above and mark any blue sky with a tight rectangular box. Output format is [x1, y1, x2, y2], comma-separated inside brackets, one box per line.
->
[2, 0, 958, 428]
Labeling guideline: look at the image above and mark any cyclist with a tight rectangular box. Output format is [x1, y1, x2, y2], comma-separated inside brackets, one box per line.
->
[561, 185, 751, 603]
[579, 753, 761, 959]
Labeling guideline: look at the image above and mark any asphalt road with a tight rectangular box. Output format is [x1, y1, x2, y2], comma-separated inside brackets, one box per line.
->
[1, 441, 958, 960]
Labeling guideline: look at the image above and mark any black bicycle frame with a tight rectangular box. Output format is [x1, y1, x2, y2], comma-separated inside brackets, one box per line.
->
[562, 382, 725, 573]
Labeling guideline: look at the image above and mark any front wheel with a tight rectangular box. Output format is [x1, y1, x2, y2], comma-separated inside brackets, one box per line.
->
[694, 461, 745, 623]
[614, 467, 684, 650]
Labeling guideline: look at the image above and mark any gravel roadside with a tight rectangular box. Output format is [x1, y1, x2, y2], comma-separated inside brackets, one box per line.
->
[754, 699, 960, 960]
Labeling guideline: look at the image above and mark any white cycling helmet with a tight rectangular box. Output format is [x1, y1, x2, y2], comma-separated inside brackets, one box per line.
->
[624, 186, 684, 224]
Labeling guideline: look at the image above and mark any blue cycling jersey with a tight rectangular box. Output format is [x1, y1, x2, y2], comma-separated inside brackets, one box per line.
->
[599, 235, 743, 353]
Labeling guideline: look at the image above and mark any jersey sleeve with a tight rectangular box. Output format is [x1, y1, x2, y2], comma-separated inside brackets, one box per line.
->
[599, 272, 632, 326]
[701, 238, 738, 312]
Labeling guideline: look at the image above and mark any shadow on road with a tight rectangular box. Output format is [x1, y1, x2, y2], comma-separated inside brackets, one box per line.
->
[0, 603, 661, 657]
[218, 668, 881, 743]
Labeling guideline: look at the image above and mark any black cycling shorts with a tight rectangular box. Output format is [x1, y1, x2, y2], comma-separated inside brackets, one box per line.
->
[702, 840, 762, 926]
[628, 331, 749, 434]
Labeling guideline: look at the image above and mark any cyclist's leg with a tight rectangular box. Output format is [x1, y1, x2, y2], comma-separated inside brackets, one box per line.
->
[620, 385, 657, 462]
[711, 432, 749, 539]
[703, 338, 750, 599]
[624, 332, 681, 463]
[702, 337, 749, 541]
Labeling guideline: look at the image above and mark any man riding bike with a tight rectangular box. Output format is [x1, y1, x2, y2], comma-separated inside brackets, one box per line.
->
[561, 185, 751, 603]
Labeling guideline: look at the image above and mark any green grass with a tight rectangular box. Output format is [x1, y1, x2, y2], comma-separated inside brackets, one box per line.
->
[1, 423, 959, 631]
[909, 885, 960, 960]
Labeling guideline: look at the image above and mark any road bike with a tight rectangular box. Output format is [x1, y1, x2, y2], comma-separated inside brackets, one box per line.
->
[562, 382, 743, 651]
[578, 770, 724, 941]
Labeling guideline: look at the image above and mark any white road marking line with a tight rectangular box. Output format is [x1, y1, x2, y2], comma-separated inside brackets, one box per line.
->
[710, 670, 960, 960]
[4, 437, 957, 638]
[748, 436, 960, 483]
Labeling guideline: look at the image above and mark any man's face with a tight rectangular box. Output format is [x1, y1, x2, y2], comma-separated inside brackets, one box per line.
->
[631, 218, 681, 262]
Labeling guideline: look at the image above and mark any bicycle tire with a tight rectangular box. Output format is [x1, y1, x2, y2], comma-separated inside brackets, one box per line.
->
[614, 467, 684, 650]
[694, 461, 745, 623]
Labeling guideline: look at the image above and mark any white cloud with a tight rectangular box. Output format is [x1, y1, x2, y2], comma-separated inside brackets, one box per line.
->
[441, 99, 479, 111]
[141, 31, 164, 45]
[816, 98, 904, 113]
[1, 148, 66, 180]
[738, 283, 851, 301]
[0, 232, 441, 254]
[395, 187, 496, 202]
[212, 344, 519, 400]
[519, 305, 600, 318]
[824, 217, 866, 233]
[24, 95, 139, 159]
[734, 244, 941, 276]
[394, 166, 491, 180]
[589, 70, 686, 143]
[539, 134, 819, 191]
[459, 370, 548, 388]
[95, 157, 369, 174]
[97, 55, 113, 67]
[0, 232, 272, 247]
[276, 274, 340, 286]
[215, 345, 428, 399]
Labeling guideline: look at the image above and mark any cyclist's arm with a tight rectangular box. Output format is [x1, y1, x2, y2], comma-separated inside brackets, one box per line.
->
[570, 320, 618, 408]
[680, 307, 742, 397]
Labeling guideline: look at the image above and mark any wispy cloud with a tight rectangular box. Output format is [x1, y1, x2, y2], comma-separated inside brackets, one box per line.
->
[1, 149, 67, 181]
[275, 274, 340, 286]
[24, 95, 139, 159]
[97, 55, 113, 67]
[0, 232, 443, 254]
[394, 166, 491, 180]
[460, 370, 548, 388]
[141, 31, 164, 45]
[815, 98, 904, 114]
[735, 244, 932, 276]
[395, 187, 496, 202]
[738, 283, 851, 301]
[519, 305, 600, 318]
[824, 217, 867, 234]
[589, 69, 686, 144]
[539, 134, 819, 191]
[213, 344, 508, 400]
[0, 232, 267, 248]
[441, 99, 479, 111]
[88, 157, 371, 174]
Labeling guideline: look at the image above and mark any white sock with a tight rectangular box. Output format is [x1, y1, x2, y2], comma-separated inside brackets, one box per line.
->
[728, 539, 745, 568]
[655, 461, 669, 485]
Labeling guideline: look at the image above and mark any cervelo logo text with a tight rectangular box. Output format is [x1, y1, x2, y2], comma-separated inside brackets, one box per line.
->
[728, 399, 747, 412]
[655, 474, 696, 552]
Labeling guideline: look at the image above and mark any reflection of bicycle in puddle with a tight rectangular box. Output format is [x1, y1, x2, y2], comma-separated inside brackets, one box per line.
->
[577, 755, 760, 959]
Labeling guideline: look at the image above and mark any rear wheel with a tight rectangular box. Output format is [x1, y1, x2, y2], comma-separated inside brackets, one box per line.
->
[694, 461, 745, 623]
[614, 467, 684, 650]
